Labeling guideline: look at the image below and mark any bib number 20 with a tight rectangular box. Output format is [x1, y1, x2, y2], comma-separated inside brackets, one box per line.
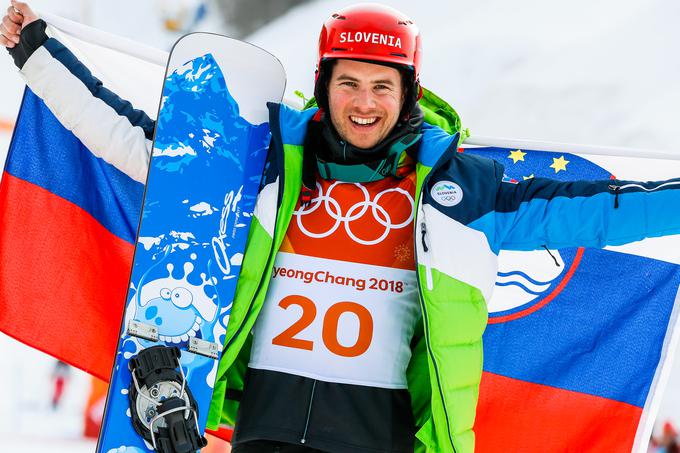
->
[272, 295, 373, 357]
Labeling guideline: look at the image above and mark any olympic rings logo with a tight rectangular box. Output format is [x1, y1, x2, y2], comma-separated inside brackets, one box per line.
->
[294, 182, 414, 246]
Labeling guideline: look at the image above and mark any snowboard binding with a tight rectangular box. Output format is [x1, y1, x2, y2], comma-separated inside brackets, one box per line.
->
[128, 345, 208, 453]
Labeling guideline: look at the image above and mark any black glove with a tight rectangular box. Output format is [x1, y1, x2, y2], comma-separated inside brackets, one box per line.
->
[7, 19, 48, 69]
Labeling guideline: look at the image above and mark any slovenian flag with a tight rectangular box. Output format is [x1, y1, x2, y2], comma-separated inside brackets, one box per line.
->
[1, 14, 679, 452]
[467, 144, 680, 452]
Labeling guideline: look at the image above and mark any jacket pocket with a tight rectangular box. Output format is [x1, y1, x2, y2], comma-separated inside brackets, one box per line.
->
[415, 416, 438, 452]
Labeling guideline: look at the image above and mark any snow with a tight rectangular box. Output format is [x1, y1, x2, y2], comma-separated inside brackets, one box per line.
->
[247, 0, 680, 152]
[0, 0, 679, 446]
[0, 333, 95, 450]
[0, 439, 96, 453]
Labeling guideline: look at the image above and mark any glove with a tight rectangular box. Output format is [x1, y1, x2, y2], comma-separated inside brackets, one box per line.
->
[7, 18, 47, 69]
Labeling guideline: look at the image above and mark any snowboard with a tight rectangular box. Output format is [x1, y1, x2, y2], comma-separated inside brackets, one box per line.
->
[96, 33, 286, 453]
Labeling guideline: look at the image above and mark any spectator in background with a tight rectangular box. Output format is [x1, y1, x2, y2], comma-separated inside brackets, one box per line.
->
[50, 360, 70, 410]
[650, 421, 679, 453]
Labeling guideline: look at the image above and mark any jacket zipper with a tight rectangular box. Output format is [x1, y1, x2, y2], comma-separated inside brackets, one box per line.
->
[300, 380, 317, 444]
[608, 181, 680, 209]
[414, 184, 457, 453]
[608, 181, 680, 192]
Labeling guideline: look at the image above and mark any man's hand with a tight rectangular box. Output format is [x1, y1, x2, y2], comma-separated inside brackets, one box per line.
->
[1, 1, 39, 49]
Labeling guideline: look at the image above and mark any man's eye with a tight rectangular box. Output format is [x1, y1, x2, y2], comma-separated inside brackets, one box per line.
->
[375, 84, 390, 91]
[341, 81, 357, 88]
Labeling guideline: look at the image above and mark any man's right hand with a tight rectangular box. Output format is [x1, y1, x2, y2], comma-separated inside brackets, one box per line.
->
[1, 0, 39, 49]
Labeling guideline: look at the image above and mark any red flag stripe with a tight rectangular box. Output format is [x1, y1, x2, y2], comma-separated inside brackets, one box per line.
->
[0, 172, 133, 381]
[475, 371, 641, 452]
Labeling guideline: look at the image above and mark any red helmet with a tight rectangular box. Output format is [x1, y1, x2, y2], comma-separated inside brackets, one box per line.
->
[314, 3, 422, 113]
[316, 3, 422, 82]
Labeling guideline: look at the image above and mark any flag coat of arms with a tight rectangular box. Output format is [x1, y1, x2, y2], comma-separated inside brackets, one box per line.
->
[1, 15, 680, 451]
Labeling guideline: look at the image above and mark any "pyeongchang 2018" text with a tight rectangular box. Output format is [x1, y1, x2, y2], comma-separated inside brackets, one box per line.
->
[272, 266, 405, 293]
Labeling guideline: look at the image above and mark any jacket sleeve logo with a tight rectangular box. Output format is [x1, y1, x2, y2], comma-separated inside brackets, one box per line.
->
[430, 181, 463, 207]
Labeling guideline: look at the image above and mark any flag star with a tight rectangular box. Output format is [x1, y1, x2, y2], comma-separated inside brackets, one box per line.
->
[550, 156, 570, 173]
[508, 149, 527, 164]
[523, 174, 534, 180]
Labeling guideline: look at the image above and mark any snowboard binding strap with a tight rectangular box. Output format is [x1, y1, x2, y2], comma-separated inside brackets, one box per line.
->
[128, 346, 208, 453]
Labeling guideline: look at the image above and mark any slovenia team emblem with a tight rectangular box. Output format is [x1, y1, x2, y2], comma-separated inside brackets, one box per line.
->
[431, 181, 463, 207]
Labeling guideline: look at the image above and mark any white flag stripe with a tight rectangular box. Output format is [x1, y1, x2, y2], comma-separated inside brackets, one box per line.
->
[43, 16, 165, 121]
[41, 11, 168, 67]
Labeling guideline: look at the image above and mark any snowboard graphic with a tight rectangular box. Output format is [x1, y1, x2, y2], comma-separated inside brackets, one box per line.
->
[96, 33, 285, 453]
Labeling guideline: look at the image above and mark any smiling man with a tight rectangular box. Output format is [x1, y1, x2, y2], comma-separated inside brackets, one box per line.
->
[327, 60, 405, 149]
[4, 2, 680, 453]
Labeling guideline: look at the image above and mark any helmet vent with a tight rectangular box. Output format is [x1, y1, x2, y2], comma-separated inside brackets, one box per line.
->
[398, 20, 413, 25]
[331, 47, 348, 52]
[390, 52, 408, 58]
[332, 14, 347, 20]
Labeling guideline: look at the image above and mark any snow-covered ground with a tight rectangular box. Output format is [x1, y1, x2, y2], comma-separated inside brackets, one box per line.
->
[0, 333, 95, 450]
[0, 0, 679, 448]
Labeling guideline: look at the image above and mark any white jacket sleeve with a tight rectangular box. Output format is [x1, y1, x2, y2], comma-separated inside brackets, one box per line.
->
[19, 40, 153, 184]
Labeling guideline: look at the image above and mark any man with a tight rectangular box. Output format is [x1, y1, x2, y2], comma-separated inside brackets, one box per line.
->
[3, 2, 680, 452]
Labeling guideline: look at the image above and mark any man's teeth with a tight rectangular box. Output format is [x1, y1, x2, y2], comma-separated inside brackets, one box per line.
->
[350, 116, 377, 125]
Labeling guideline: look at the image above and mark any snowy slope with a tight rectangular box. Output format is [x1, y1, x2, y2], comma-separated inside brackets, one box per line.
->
[0, 333, 94, 439]
[248, 0, 680, 152]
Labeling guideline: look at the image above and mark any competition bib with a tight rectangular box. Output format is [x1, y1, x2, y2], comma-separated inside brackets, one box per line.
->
[250, 176, 420, 389]
[249, 252, 418, 388]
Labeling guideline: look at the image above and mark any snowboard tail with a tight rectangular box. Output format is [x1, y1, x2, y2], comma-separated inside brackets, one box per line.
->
[96, 33, 285, 453]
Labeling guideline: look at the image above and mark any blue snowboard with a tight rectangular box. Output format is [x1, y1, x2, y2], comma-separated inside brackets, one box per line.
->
[96, 34, 285, 453]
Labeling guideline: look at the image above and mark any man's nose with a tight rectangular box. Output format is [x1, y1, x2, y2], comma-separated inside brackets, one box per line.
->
[353, 87, 376, 110]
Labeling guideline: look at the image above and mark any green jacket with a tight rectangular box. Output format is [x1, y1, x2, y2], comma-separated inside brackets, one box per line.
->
[205, 91, 480, 452]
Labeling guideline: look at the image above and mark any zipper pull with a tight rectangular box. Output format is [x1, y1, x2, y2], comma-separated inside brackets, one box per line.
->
[609, 184, 620, 209]
[420, 221, 434, 290]
[421, 222, 429, 252]
[542, 245, 561, 267]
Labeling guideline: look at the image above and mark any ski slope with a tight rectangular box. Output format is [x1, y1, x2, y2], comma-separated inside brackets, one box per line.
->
[248, 0, 680, 152]
[0, 0, 679, 447]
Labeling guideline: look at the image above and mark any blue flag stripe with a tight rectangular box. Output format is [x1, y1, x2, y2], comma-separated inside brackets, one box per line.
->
[5, 89, 144, 244]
